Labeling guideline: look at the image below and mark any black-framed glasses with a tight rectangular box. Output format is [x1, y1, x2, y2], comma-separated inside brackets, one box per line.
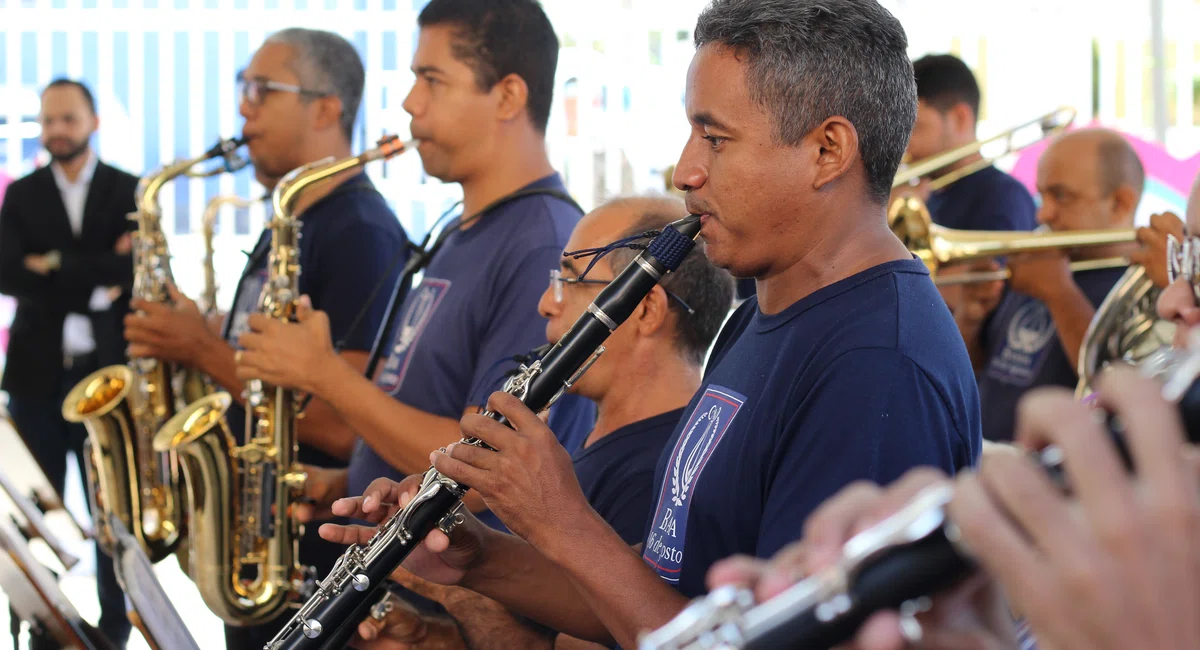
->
[549, 269, 695, 316]
[236, 70, 330, 107]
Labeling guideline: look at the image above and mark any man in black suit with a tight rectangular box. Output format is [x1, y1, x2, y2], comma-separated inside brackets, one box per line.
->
[0, 78, 136, 649]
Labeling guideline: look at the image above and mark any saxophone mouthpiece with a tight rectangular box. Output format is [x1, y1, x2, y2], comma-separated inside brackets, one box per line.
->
[368, 135, 419, 163]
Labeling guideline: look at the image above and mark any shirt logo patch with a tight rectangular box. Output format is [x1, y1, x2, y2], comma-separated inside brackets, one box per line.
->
[987, 299, 1057, 386]
[376, 278, 452, 393]
[643, 385, 744, 583]
[225, 268, 268, 348]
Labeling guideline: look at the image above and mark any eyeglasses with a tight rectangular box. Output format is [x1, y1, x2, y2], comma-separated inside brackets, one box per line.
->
[236, 71, 330, 107]
[549, 269, 695, 316]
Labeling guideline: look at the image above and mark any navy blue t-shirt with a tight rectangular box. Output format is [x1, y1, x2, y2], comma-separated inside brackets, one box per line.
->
[219, 173, 407, 632]
[640, 258, 981, 598]
[573, 408, 683, 545]
[347, 173, 597, 506]
[978, 266, 1126, 442]
[926, 165, 1038, 232]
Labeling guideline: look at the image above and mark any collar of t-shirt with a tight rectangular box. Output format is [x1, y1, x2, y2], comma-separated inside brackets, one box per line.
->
[752, 258, 930, 334]
[573, 408, 687, 460]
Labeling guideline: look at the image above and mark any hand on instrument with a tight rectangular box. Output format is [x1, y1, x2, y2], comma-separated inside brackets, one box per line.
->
[293, 465, 348, 523]
[320, 475, 486, 587]
[1131, 212, 1186, 289]
[946, 366, 1200, 650]
[433, 391, 595, 551]
[235, 294, 336, 394]
[124, 283, 216, 366]
[950, 260, 1005, 324]
[349, 591, 467, 650]
[706, 469, 1019, 650]
[1006, 250, 1074, 303]
[889, 178, 933, 205]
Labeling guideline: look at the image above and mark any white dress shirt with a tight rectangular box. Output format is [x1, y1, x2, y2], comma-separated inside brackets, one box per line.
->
[49, 151, 113, 358]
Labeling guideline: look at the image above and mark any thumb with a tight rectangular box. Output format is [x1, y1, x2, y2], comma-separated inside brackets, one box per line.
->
[296, 295, 315, 321]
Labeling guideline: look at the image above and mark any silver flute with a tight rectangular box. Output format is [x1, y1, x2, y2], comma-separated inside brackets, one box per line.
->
[638, 341, 1200, 650]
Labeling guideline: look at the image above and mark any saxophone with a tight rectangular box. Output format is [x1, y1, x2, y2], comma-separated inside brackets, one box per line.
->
[153, 136, 416, 626]
[199, 194, 258, 317]
[266, 213, 703, 650]
[61, 137, 248, 562]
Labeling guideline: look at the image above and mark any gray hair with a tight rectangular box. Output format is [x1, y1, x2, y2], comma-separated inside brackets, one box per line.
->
[694, 0, 917, 203]
[265, 28, 364, 142]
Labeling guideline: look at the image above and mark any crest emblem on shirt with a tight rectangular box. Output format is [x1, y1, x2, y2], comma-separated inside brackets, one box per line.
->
[671, 405, 721, 506]
[377, 278, 452, 393]
[1006, 301, 1056, 354]
[643, 385, 744, 584]
[225, 268, 269, 347]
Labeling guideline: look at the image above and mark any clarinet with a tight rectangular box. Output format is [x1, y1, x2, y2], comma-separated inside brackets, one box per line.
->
[265, 214, 703, 650]
[638, 347, 1200, 650]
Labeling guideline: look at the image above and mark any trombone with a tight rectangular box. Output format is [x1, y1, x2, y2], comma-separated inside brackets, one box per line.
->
[889, 196, 1135, 286]
[893, 106, 1077, 192]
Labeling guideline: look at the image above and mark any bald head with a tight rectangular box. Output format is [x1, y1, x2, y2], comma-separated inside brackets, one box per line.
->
[584, 194, 733, 365]
[1037, 128, 1144, 231]
[1054, 128, 1144, 201]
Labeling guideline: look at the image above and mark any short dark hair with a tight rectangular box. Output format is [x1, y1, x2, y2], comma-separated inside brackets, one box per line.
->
[693, 0, 916, 204]
[43, 78, 96, 115]
[265, 28, 365, 142]
[912, 54, 981, 119]
[603, 196, 735, 366]
[418, 0, 559, 133]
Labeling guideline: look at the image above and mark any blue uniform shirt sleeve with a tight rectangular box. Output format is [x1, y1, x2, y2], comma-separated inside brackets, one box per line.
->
[757, 348, 973, 557]
[308, 216, 408, 352]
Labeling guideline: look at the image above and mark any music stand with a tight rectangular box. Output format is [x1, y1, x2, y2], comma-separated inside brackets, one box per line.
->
[106, 516, 200, 650]
[0, 515, 113, 649]
[0, 408, 93, 540]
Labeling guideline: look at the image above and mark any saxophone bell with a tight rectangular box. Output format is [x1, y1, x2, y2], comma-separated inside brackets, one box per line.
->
[62, 365, 182, 561]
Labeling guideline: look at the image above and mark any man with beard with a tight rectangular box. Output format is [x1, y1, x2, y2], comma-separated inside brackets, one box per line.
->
[0, 78, 137, 648]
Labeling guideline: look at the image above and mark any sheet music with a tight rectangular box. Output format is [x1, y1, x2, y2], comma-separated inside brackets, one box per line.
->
[108, 517, 201, 650]
[0, 516, 95, 647]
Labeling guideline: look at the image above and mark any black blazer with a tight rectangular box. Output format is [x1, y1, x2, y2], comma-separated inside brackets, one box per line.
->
[0, 161, 139, 398]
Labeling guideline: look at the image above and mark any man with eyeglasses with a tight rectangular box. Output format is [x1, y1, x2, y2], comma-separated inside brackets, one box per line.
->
[230, 0, 596, 629]
[348, 195, 734, 649]
[121, 28, 407, 650]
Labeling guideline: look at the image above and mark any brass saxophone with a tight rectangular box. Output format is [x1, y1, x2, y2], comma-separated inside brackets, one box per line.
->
[199, 194, 257, 317]
[61, 137, 248, 562]
[153, 136, 416, 626]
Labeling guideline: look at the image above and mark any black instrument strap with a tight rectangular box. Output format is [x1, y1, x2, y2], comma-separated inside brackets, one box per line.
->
[296, 186, 580, 411]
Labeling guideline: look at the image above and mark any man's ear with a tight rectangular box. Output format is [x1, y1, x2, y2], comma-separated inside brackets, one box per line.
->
[810, 116, 859, 192]
[494, 73, 529, 123]
[1111, 184, 1139, 225]
[313, 95, 345, 133]
[947, 102, 976, 136]
[635, 285, 671, 338]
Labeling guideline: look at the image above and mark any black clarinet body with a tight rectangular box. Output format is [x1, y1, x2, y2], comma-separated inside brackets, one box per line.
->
[265, 215, 703, 650]
[639, 355, 1200, 650]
